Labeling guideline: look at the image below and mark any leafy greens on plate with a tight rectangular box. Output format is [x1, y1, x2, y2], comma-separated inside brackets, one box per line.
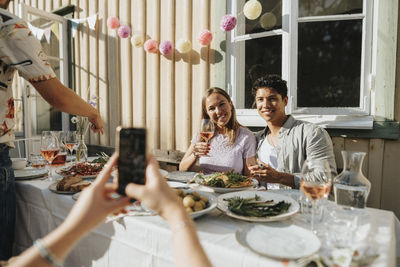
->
[225, 194, 291, 217]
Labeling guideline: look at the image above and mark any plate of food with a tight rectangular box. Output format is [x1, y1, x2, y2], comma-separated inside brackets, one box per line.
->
[56, 162, 104, 179]
[49, 175, 92, 194]
[143, 189, 217, 219]
[236, 222, 320, 260]
[165, 171, 197, 183]
[14, 168, 48, 180]
[194, 171, 258, 193]
[217, 191, 299, 222]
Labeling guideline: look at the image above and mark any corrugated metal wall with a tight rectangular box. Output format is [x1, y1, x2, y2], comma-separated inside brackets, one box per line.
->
[8, 1, 400, 217]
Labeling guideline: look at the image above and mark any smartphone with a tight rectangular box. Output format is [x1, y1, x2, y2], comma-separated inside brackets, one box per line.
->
[116, 127, 146, 196]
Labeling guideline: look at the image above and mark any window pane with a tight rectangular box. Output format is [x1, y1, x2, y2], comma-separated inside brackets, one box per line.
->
[299, 0, 363, 17]
[245, 35, 282, 108]
[297, 20, 362, 107]
[244, 0, 282, 34]
[28, 16, 62, 132]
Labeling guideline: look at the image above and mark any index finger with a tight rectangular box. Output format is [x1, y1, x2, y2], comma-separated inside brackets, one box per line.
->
[94, 153, 118, 186]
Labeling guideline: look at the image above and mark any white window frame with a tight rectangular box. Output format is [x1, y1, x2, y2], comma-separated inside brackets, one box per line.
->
[18, 3, 70, 140]
[227, 0, 375, 129]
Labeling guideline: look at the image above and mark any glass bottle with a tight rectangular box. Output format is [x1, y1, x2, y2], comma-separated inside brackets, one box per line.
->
[75, 135, 88, 163]
[333, 151, 371, 209]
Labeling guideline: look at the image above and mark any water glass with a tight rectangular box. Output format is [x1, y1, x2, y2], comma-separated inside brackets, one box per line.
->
[325, 206, 358, 249]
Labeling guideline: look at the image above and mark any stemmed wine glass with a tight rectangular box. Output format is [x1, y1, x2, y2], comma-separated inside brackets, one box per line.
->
[199, 119, 215, 156]
[62, 131, 78, 160]
[40, 131, 60, 180]
[300, 159, 332, 234]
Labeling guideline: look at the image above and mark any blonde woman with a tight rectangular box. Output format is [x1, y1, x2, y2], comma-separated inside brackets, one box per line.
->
[180, 87, 256, 175]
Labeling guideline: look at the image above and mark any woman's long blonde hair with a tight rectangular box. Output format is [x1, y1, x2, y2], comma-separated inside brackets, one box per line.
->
[201, 87, 242, 145]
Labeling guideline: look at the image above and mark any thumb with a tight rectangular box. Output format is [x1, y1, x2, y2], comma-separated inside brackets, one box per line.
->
[125, 183, 145, 200]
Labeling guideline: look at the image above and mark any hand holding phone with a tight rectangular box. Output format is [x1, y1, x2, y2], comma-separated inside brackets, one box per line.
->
[116, 127, 146, 196]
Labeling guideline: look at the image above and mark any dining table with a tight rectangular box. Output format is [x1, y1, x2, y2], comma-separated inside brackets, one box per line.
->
[12, 170, 400, 267]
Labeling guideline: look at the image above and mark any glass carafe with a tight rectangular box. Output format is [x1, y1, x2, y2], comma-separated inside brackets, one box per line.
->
[333, 151, 371, 208]
[75, 135, 88, 163]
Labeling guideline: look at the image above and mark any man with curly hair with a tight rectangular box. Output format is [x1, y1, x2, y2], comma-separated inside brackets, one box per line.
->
[248, 74, 337, 189]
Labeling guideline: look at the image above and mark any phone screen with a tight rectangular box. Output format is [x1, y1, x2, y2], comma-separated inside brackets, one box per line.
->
[117, 128, 146, 195]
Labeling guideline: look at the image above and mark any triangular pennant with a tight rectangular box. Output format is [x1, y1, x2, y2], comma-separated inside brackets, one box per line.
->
[27, 22, 38, 36]
[87, 14, 97, 30]
[36, 28, 44, 40]
[71, 21, 79, 38]
[51, 23, 59, 40]
[44, 27, 51, 44]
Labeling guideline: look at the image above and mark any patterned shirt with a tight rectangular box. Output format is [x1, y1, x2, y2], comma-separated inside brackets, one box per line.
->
[191, 127, 256, 174]
[0, 8, 55, 146]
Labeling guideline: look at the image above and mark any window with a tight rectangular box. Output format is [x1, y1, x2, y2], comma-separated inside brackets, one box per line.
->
[18, 4, 71, 138]
[227, 0, 375, 128]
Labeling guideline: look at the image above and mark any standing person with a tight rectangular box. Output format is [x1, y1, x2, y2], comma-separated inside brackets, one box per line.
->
[179, 87, 256, 175]
[0, 0, 104, 260]
[248, 74, 337, 188]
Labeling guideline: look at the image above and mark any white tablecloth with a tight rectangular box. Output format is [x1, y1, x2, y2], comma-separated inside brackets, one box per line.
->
[13, 179, 400, 267]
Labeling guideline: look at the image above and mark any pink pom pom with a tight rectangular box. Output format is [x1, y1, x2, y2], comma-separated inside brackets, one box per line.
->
[220, 14, 237, 31]
[107, 16, 120, 29]
[197, 30, 213, 46]
[144, 39, 158, 54]
[118, 25, 131, 38]
[159, 40, 172, 55]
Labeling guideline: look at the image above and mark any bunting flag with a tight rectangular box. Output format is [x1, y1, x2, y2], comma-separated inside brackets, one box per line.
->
[26, 13, 98, 43]
[87, 14, 97, 30]
[70, 20, 79, 38]
[44, 27, 52, 44]
[51, 23, 59, 40]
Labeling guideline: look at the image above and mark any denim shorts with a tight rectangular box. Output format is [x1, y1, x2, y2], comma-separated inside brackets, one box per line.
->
[0, 143, 16, 260]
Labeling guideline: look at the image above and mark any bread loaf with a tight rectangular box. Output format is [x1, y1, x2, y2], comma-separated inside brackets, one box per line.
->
[70, 181, 91, 192]
[56, 175, 82, 191]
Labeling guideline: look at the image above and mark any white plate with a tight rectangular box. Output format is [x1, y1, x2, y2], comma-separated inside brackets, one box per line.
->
[48, 182, 78, 195]
[236, 223, 321, 260]
[165, 171, 196, 182]
[159, 169, 168, 177]
[195, 174, 259, 193]
[72, 191, 81, 201]
[142, 189, 217, 219]
[217, 191, 299, 222]
[56, 163, 102, 179]
[14, 168, 48, 180]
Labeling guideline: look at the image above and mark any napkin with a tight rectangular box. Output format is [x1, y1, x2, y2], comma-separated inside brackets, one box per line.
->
[106, 201, 154, 223]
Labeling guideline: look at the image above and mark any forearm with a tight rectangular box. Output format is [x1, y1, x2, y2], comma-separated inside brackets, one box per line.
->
[10, 222, 87, 266]
[32, 78, 98, 119]
[179, 147, 198, 171]
[165, 208, 212, 267]
[277, 172, 295, 188]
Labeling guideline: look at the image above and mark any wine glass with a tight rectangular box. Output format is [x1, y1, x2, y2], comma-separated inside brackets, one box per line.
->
[40, 131, 60, 180]
[300, 159, 332, 234]
[62, 131, 78, 160]
[199, 119, 215, 156]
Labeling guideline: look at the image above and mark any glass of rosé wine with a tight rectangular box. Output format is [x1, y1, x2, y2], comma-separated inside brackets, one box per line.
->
[62, 131, 78, 159]
[199, 119, 214, 156]
[300, 159, 332, 234]
[40, 131, 60, 180]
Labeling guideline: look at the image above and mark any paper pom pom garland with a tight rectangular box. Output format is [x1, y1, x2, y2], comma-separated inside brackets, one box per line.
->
[131, 34, 144, 47]
[107, 16, 120, 29]
[118, 25, 131, 38]
[176, 39, 192, 53]
[159, 40, 173, 55]
[144, 39, 159, 53]
[220, 14, 237, 31]
[243, 0, 262, 20]
[197, 30, 213, 46]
